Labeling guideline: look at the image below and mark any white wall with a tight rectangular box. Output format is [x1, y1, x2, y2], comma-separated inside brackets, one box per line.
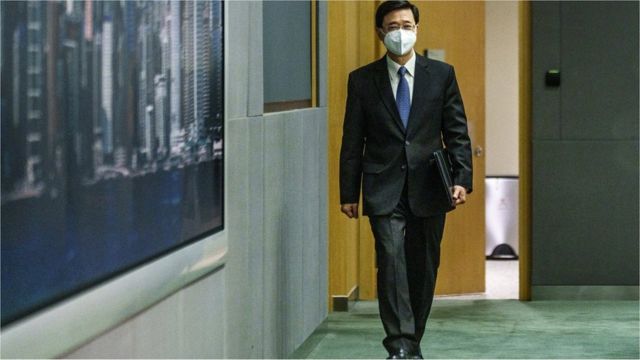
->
[485, 1, 519, 176]
[3, 2, 329, 358]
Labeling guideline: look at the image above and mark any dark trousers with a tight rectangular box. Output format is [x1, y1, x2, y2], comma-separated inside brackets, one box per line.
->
[368, 186, 446, 355]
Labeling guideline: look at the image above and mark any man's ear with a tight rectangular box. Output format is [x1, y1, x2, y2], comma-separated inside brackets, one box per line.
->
[376, 27, 385, 41]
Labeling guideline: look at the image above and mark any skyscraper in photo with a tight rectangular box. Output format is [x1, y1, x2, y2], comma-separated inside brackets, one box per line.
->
[92, 30, 104, 171]
[138, 14, 153, 161]
[154, 74, 167, 158]
[9, 22, 28, 188]
[84, 0, 93, 41]
[61, 4, 84, 173]
[101, 15, 114, 159]
[169, 0, 182, 157]
[181, 0, 194, 150]
[25, 1, 45, 188]
[194, 1, 211, 150]
[157, 8, 170, 158]
[80, 0, 95, 178]
[63, 36, 81, 170]
[110, 2, 130, 169]
[211, 1, 223, 130]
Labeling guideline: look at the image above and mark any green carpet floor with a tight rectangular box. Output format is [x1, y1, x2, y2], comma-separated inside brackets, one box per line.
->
[291, 300, 639, 359]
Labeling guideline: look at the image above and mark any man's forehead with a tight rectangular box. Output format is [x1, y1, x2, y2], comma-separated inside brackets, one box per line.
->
[383, 9, 415, 24]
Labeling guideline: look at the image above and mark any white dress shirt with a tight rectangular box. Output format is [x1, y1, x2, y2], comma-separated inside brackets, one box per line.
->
[386, 51, 416, 104]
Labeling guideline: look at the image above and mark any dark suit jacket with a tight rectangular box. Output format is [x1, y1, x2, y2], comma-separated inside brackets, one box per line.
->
[339, 54, 473, 217]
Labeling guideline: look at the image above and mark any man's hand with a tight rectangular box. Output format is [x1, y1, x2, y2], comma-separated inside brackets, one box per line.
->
[452, 185, 467, 206]
[341, 203, 359, 219]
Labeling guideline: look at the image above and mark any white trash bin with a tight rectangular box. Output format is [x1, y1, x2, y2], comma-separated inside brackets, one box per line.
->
[485, 177, 519, 259]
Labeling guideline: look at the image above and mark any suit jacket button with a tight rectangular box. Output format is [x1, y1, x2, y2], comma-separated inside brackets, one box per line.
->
[401, 165, 407, 171]
[405, 140, 410, 146]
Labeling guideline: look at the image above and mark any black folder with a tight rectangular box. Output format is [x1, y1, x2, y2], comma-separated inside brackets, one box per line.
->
[432, 149, 455, 208]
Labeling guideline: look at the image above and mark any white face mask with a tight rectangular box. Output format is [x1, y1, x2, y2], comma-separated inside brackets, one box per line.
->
[383, 29, 417, 56]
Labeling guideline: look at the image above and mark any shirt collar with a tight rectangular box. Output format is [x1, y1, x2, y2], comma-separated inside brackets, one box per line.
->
[386, 51, 416, 78]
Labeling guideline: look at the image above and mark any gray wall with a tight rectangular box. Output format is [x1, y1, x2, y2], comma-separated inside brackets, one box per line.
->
[531, 1, 639, 296]
[66, 1, 328, 358]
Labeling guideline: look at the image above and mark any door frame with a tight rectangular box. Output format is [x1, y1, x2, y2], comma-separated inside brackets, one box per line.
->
[518, 1, 532, 301]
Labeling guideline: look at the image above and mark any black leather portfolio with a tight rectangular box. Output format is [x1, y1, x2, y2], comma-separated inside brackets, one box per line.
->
[432, 149, 455, 207]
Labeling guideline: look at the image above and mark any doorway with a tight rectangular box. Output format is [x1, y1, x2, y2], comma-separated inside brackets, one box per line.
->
[326, 1, 534, 306]
[482, 1, 521, 300]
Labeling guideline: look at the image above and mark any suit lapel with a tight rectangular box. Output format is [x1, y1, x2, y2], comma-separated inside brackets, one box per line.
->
[406, 55, 431, 137]
[372, 57, 406, 133]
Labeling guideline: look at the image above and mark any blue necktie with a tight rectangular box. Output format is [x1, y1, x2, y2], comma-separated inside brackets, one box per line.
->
[396, 66, 410, 128]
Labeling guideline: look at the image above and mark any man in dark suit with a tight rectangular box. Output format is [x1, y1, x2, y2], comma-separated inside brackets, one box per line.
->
[339, 1, 473, 358]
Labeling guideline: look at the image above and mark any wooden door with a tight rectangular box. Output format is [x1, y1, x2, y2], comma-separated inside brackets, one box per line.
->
[416, 1, 486, 295]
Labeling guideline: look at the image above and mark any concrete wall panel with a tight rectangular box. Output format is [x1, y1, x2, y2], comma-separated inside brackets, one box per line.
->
[284, 114, 305, 352]
[248, 116, 265, 357]
[532, 140, 639, 285]
[224, 118, 253, 358]
[531, 1, 639, 294]
[531, 2, 561, 140]
[67, 269, 226, 359]
[302, 111, 321, 337]
[263, 113, 286, 357]
[559, 2, 639, 140]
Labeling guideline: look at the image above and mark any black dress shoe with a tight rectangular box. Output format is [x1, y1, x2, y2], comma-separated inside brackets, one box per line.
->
[387, 348, 408, 359]
[407, 349, 423, 359]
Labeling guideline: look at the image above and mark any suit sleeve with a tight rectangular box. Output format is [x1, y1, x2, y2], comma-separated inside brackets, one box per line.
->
[339, 73, 366, 204]
[442, 66, 473, 193]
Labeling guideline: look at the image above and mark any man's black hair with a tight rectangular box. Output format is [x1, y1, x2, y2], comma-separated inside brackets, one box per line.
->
[375, 1, 419, 28]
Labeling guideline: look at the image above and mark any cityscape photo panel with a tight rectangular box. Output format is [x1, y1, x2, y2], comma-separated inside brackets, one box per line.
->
[0, 0, 224, 325]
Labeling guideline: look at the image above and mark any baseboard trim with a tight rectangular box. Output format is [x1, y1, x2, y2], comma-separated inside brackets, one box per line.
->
[332, 285, 359, 312]
[532, 286, 639, 300]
